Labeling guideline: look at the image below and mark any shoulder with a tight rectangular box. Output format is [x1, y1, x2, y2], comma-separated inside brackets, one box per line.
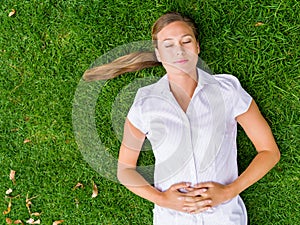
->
[134, 75, 167, 99]
[213, 74, 243, 89]
[210, 74, 249, 97]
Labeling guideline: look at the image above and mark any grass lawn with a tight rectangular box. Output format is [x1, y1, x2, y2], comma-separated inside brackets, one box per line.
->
[1, 0, 299, 224]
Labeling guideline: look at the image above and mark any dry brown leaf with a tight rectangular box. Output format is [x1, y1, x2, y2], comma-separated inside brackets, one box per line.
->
[5, 195, 20, 200]
[10, 170, 16, 184]
[26, 194, 38, 203]
[26, 194, 37, 215]
[92, 181, 98, 198]
[52, 220, 64, 225]
[3, 199, 12, 215]
[25, 219, 34, 224]
[8, 9, 16, 17]
[32, 219, 40, 224]
[26, 200, 32, 213]
[6, 188, 13, 195]
[30, 212, 42, 217]
[6, 218, 13, 224]
[23, 139, 31, 144]
[255, 22, 264, 27]
[73, 182, 84, 190]
[14, 220, 24, 224]
[25, 218, 40, 224]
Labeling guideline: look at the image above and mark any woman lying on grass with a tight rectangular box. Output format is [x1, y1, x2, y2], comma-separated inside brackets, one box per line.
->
[84, 12, 280, 225]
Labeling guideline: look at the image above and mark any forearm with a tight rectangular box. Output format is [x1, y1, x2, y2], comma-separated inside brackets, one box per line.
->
[117, 167, 162, 204]
[228, 150, 280, 196]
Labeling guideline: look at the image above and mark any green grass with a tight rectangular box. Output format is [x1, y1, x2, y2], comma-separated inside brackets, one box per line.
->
[1, 0, 299, 224]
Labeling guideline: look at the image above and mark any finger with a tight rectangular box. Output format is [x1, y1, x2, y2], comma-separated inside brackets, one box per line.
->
[183, 199, 212, 213]
[184, 188, 208, 197]
[194, 182, 215, 188]
[184, 197, 212, 206]
[191, 206, 212, 214]
[170, 182, 191, 191]
[182, 196, 201, 203]
[183, 187, 194, 192]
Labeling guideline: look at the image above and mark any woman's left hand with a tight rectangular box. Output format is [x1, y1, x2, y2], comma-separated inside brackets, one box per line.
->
[183, 182, 236, 214]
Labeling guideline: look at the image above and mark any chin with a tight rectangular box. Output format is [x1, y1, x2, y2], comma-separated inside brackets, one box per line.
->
[165, 63, 197, 76]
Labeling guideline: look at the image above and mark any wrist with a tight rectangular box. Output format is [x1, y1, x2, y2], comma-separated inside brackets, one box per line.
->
[154, 191, 165, 206]
[226, 182, 241, 199]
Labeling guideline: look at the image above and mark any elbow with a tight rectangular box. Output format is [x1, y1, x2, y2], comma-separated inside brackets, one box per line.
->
[117, 162, 133, 186]
[274, 148, 281, 165]
[269, 146, 281, 166]
[117, 164, 125, 184]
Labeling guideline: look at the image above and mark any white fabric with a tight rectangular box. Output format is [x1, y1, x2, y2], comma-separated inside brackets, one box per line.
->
[127, 68, 252, 225]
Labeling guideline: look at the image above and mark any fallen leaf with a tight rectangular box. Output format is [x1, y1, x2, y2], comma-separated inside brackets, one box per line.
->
[6, 188, 13, 195]
[53, 220, 64, 225]
[23, 139, 31, 144]
[3, 199, 12, 215]
[10, 170, 16, 184]
[33, 219, 40, 224]
[5, 195, 21, 200]
[92, 181, 98, 198]
[255, 22, 264, 27]
[26, 194, 38, 204]
[6, 218, 12, 224]
[26, 194, 36, 215]
[25, 218, 40, 224]
[25, 219, 32, 224]
[26, 200, 32, 214]
[73, 182, 84, 190]
[14, 220, 24, 224]
[8, 9, 16, 17]
[25, 219, 33, 224]
[25, 194, 39, 215]
[30, 212, 42, 217]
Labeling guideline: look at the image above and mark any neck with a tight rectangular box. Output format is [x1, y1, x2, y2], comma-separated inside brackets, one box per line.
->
[167, 68, 198, 98]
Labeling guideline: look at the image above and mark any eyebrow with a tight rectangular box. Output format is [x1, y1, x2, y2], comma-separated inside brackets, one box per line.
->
[162, 34, 193, 41]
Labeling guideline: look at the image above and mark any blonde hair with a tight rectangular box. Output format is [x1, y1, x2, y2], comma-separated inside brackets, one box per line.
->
[83, 12, 198, 81]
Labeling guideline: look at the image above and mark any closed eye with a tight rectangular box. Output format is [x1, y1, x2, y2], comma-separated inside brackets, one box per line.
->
[164, 44, 173, 48]
[182, 40, 192, 44]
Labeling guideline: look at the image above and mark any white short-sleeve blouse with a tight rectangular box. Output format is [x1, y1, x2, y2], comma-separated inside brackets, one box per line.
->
[127, 68, 252, 225]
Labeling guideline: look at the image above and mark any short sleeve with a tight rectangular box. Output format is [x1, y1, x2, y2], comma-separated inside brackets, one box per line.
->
[230, 76, 253, 118]
[127, 89, 148, 134]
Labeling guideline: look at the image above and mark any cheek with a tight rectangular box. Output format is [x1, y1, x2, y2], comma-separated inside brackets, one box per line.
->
[184, 47, 199, 60]
[159, 50, 174, 61]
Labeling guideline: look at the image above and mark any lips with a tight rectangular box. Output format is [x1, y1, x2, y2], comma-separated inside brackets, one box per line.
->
[174, 59, 189, 64]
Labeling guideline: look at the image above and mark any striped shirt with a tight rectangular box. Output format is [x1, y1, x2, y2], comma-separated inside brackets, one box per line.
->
[127, 68, 252, 225]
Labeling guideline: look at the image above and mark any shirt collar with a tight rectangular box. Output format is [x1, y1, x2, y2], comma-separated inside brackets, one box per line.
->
[196, 68, 218, 88]
[155, 68, 217, 95]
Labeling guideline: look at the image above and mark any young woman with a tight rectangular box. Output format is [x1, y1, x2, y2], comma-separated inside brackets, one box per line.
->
[84, 12, 280, 225]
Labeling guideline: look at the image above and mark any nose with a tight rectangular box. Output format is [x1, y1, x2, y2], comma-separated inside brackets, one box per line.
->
[176, 45, 185, 56]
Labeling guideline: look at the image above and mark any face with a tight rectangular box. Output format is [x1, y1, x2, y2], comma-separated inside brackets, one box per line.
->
[155, 21, 200, 76]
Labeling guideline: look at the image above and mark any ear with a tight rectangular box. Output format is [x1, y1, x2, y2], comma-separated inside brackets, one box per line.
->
[197, 42, 200, 54]
[155, 48, 161, 62]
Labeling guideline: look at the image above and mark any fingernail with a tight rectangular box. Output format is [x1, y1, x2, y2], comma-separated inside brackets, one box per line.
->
[202, 188, 208, 192]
